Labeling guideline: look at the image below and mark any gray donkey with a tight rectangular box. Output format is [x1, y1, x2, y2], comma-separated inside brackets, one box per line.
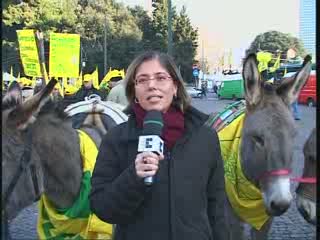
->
[219, 54, 312, 240]
[295, 128, 316, 225]
[2, 79, 127, 239]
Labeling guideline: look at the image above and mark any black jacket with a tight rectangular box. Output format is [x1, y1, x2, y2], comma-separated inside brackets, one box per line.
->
[90, 106, 228, 240]
[74, 86, 106, 102]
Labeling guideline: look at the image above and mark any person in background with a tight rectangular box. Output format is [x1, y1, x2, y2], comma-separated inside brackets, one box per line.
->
[33, 78, 45, 95]
[108, 76, 123, 90]
[90, 51, 228, 240]
[292, 100, 301, 120]
[74, 74, 105, 101]
[51, 85, 64, 102]
[201, 80, 207, 99]
[213, 84, 218, 96]
[107, 79, 128, 107]
[99, 81, 111, 98]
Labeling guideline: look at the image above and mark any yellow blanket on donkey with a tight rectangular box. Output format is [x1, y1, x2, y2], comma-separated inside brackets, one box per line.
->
[217, 113, 270, 230]
[37, 130, 113, 239]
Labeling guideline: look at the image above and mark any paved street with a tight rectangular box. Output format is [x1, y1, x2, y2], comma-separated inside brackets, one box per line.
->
[8, 94, 316, 240]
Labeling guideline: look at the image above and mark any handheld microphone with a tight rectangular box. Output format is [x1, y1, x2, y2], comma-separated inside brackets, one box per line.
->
[137, 110, 164, 186]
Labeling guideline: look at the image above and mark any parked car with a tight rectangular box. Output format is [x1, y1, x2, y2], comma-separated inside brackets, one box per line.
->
[186, 86, 202, 98]
[282, 70, 316, 107]
[298, 70, 316, 107]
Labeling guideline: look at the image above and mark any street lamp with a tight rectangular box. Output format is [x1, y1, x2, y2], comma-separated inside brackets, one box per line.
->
[151, 0, 172, 55]
[167, 0, 173, 56]
[104, 15, 108, 76]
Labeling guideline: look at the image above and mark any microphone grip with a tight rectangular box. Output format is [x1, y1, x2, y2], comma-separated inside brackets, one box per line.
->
[137, 135, 164, 186]
[144, 176, 153, 186]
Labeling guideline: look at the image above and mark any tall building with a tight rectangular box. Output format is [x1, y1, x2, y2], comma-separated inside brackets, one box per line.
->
[299, 0, 316, 59]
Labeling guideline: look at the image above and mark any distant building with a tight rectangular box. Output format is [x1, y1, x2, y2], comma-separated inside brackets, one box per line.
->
[299, 0, 316, 59]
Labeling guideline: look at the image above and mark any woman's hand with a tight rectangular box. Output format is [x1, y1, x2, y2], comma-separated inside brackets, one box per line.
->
[135, 151, 164, 179]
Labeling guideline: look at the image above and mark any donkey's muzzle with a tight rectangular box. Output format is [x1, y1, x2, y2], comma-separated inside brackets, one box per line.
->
[270, 200, 291, 216]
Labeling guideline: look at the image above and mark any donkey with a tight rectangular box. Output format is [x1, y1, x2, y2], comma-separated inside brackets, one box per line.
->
[295, 128, 316, 225]
[219, 54, 312, 240]
[2, 79, 127, 239]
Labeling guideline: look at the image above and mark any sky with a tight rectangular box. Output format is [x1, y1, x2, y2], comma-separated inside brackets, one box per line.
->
[117, 0, 300, 70]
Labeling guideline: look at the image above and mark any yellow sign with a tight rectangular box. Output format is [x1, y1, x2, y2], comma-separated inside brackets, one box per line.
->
[49, 33, 80, 78]
[16, 30, 42, 77]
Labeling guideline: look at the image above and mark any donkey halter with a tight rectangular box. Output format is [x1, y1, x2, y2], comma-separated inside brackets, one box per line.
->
[258, 169, 316, 184]
[3, 127, 41, 209]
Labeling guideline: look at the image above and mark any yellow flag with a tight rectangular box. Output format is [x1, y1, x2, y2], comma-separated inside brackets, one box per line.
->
[228, 50, 233, 68]
[120, 69, 125, 79]
[220, 54, 225, 68]
[257, 51, 272, 73]
[100, 70, 111, 84]
[269, 53, 281, 73]
[43, 63, 49, 84]
[10, 66, 14, 83]
[92, 67, 99, 89]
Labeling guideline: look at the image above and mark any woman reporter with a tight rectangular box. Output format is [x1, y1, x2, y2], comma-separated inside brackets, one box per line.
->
[90, 51, 228, 240]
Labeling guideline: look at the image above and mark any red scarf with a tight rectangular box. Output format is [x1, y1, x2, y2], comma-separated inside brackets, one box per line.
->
[133, 103, 185, 149]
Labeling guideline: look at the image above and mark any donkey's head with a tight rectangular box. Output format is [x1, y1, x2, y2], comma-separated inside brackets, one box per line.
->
[2, 79, 57, 220]
[241, 54, 312, 216]
[296, 128, 316, 225]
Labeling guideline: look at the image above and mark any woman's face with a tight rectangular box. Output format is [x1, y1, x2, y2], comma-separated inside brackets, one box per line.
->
[134, 59, 177, 113]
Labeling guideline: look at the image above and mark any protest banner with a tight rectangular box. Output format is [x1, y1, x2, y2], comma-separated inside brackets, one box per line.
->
[49, 33, 80, 78]
[16, 30, 42, 77]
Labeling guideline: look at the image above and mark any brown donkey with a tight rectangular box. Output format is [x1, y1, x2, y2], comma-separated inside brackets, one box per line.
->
[220, 54, 312, 240]
[295, 128, 316, 225]
[2, 79, 127, 239]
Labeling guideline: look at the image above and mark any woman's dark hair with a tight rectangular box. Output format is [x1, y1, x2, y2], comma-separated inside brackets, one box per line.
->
[125, 51, 191, 112]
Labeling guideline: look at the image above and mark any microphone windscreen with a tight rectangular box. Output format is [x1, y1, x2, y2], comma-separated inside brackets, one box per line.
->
[142, 110, 164, 136]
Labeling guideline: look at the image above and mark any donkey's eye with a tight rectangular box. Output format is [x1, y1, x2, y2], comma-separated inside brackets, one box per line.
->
[253, 135, 264, 147]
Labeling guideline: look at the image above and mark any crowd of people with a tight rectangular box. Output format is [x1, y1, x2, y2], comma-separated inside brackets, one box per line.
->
[3, 71, 129, 109]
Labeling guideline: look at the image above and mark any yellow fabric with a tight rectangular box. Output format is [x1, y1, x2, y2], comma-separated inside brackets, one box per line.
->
[37, 130, 113, 239]
[217, 113, 270, 230]
[77, 130, 113, 237]
[92, 68, 100, 89]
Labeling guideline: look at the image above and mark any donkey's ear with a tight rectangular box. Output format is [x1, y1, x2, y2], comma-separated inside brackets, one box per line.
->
[8, 79, 57, 129]
[276, 55, 312, 105]
[3, 81, 23, 105]
[242, 54, 262, 107]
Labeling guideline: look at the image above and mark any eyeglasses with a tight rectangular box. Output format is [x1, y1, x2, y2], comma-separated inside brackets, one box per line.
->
[135, 74, 172, 86]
